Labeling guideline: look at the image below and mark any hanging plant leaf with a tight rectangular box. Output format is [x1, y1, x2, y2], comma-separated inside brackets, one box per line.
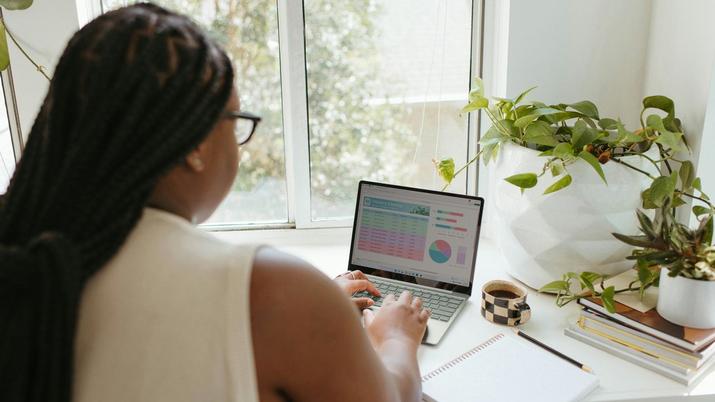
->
[598, 118, 618, 130]
[461, 97, 488, 113]
[552, 143, 574, 160]
[539, 280, 569, 294]
[648, 176, 676, 207]
[524, 121, 557, 147]
[550, 160, 564, 177]
[693, 177, 702, 191]
[504, 173, 538, 189]
[543, 174, 572, 195]
[0, 22, 8, 71]
[693, 205, 712, 217]
[614, 120, 642, 144]
[643, 95, 675, 121]
[578, 151, 607, 184]
[678, 161, 695, 190]
[435, 158, 455, 185]
[0, 0, 33, 10]
[601, 286, 616, 313]
[568, 101, 600, 120]
[514, 113, 539, 128]
[514, 86, 537, 106]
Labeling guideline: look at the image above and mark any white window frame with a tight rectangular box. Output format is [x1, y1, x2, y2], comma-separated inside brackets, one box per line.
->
[87, 0, 485, 230]
[1, 67, 23, 162]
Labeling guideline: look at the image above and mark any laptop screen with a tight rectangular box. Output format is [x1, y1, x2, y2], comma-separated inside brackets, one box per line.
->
[348, 181, 484, 293]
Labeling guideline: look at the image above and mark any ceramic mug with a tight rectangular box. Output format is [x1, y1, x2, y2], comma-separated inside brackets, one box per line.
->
[480, 280, 531, 326]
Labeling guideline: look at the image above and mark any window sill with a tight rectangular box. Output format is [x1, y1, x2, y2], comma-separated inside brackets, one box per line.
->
[212, 227, 354, 277]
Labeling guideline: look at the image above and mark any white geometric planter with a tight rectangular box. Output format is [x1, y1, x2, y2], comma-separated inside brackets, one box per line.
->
[488, 142, 654, 289]
[657, 268, 715, 329]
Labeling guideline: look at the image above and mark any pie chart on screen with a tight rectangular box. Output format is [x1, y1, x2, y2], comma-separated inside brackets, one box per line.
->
[429, 240, 451, 263]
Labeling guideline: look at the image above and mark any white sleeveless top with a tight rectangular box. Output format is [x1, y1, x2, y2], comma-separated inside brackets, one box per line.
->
[73, 208, 259, 402]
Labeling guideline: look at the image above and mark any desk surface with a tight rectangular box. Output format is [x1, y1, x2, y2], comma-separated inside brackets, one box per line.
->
[217, 229, 715, 401]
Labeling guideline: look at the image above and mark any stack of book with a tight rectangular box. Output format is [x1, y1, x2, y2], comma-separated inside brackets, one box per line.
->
[565, 291, 715, 385]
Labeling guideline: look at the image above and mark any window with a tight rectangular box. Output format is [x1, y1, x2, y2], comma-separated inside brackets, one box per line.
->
[100, 0, 480, 229]
[304, 0, 475, 220]
[102, 0, 288, 226]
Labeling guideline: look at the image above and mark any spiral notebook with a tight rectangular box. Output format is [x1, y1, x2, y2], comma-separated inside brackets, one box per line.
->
[421, 333, 599, 402]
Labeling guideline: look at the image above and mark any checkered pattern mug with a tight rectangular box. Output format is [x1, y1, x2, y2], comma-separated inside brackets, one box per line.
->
[480, 280, 531, 326]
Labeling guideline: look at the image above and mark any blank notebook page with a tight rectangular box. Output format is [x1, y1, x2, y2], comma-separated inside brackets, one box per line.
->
[422, 333, 599, 402]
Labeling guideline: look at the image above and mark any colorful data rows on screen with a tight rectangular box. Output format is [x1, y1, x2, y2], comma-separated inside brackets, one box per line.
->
[357, 203, 428, 262]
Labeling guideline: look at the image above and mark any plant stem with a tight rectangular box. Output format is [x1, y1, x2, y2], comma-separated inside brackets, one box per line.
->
[614, 151, 661, 172]
[484, 107, 518, 143]
[610, 157, 657, 179]
[441, 148, 485, 191]
[656, 143, 673, 174]
[1, 19, 51, 81]
[676, 190, 715, 209]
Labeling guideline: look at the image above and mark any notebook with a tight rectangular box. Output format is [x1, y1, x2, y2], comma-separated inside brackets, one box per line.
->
[421, 333, 599, 402]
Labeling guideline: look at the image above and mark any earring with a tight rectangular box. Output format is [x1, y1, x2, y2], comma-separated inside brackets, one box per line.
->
[189, 155, 205, 171]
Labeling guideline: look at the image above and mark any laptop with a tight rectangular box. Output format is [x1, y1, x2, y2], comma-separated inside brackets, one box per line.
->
[348, 180, 484, 345]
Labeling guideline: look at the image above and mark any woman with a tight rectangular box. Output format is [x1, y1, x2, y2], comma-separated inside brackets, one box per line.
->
[0, 4, 428, 402]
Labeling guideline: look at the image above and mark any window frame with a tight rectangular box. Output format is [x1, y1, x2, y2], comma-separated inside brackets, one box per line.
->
[1, 66, 24, 177]
[90, 0, 485, 230]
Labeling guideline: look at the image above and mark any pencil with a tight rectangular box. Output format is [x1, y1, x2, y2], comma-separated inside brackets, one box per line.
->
[513, 328, 593, 373]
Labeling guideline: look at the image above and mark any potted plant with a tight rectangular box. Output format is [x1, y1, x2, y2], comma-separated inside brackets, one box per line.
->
[540, 178, 715, 328]
[438, 79, 683, 288]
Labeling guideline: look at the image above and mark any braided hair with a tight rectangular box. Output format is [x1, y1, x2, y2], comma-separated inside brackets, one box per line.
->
[0, 4, 234, 401]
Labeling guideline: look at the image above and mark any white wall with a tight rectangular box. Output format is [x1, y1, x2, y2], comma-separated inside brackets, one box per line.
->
[642, 0, 715, 206]
[3, 0, 81, 140]
[504, 0, 652, 128]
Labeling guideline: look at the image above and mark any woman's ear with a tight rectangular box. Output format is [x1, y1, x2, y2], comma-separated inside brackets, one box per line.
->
[185, 149, 206, 172]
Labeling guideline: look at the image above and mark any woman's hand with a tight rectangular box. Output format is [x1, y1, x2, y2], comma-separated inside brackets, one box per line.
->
[362, 291, 430, 349]
[333, 270, 381, 309]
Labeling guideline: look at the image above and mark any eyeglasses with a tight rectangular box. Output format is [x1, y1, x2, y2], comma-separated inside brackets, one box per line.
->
[222, 110, 262, 145]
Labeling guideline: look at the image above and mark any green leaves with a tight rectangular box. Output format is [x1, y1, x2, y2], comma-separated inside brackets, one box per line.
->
[524, 121, 558, 146]
[435, 158, 455, 185]
[539, 280, 570, 294]
[601, 286, 616, 313]
[514, 86, 537, 105]
[647, 114, 685, 151]
[694, 205, 713, 217]
[504, 173, 538, 189]
[462, 77, 488, 113]
[679, 160, 695, 190]
[552, 143, 574, 160]
[648, 175, 677, 207]
[614, 120, 642, 144]
[571, 120, 594, 150]
[543, 174, 572, 195]
[568, 101, 600, 120]
[0, 0, 33, 10]
[578, 151, 607, 184]
[643, 95, 675, 121]
[539, 271, 625, 313]
[598, 118, 618, 130]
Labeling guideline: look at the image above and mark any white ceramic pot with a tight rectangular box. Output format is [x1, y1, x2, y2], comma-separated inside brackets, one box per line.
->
[488, 142, 654, 289]
[657, 268, 715, 329]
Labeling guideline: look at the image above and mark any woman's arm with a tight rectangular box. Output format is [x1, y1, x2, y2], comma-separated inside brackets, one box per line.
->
[250, 247, 427, 402]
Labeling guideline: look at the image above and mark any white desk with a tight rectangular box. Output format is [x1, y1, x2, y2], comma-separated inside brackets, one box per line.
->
[217, 229, 715, 401]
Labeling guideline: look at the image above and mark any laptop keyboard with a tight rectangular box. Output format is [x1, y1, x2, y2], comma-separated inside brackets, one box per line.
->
[353, 278, 464, 322]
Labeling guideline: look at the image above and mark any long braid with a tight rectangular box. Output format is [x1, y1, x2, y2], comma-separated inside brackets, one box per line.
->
[0, 4, 234, 401]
